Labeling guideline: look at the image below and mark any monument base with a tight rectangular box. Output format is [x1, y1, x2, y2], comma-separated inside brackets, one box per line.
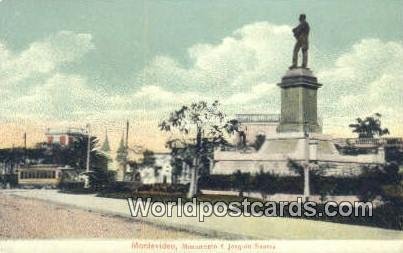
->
[213, 132, 384, 176]
[277, 68, 322, 134]
[212, 67, 384, 177]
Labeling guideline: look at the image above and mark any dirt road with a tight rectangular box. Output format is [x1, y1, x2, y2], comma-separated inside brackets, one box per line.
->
[0, 193, 204, 239]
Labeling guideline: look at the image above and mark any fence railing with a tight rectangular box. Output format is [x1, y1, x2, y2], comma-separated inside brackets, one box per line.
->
[345, 137, 403, 147]
[236, 114, 280, 123]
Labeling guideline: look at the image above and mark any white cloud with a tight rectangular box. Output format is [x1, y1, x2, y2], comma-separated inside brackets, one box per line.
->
[132, 22, 295, 117]
[0, 31, 93, 86]
[5, 73, 108, 120]
[138, 22, 293, 94]
[1, 25, 402, 137]
[318, 39, 403, 134]
[0, 31, 96, 120]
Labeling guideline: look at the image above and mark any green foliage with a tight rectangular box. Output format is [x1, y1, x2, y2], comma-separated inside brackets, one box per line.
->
[358, 163, 402, 203]
[0, 135, 107, 171]
[160, 100, 232, 196]
[0, 147, 45, 164]
[252, 134, 266, 151]
[89, 167, 116, 191]
[232, 170, 251, 196]
[254, 168, 279, 198]
[287, 159, 304, 176]
[349, 113, 390, 138]
[141, 149, 156, 167]
[385, 146, 403, 165]
[42, 135, 107, 170]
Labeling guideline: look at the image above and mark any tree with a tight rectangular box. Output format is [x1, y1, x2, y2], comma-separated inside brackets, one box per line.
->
[141, 149, 156, 167]
[359, 163, 402, 203]
[139, 149, 160, 177]
[89, 167, 116, 191]
[254, 168, 278, 199]
[349, 113, 390, 138]
[252, 134, 266, 151]
[160, 100, 232, 198]
[233, 170, 251, 197]
[43, 134, 107, 171]
[168, 141, 195, 185]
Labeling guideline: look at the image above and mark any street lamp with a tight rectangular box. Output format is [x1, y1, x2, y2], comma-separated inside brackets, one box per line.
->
[303, 121, 310, 201]
[84, 124, 91, 189]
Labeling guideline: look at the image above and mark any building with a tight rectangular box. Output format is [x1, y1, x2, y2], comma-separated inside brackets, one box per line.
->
[138, 152, 192, 185]
[213, 68, 385, 177]
[99, 130, 114, 171]
[138, 153, 172, 184]
[45, 128, 88, 146]
[115, 134, 128, 181]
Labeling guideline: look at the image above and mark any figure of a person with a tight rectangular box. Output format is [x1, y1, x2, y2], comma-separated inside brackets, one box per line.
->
[290, 14, 310, 69]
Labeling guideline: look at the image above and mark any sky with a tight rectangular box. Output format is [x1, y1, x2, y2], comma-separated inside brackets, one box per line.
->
[0, 0, 402, 152]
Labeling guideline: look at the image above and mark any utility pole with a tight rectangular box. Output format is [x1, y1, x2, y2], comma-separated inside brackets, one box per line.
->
[187, 126, 202, 198]
[84, 124, 91, 189]
[125, 120, 129, 149]
[86, 124, 91, 173]
[125, 120, 129, 174]
[23, 132, 27, 167]
[303, 121, 310, 201]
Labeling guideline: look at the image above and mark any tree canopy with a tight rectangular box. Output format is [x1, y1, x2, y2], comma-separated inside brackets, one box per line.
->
[160, 100, 236, 197]
[349, 113, 390, 138]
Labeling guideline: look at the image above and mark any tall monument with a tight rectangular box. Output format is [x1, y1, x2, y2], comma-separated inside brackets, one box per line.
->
[212, 14, 384, 177]
[277, 14, 322, 133]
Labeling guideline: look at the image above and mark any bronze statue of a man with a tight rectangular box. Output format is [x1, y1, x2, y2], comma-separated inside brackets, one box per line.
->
[290, 14, 310, 69]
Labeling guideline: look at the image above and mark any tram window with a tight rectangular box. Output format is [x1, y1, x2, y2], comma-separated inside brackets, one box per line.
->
[20, 172, 24, 179]
[52, 171, 56, 178]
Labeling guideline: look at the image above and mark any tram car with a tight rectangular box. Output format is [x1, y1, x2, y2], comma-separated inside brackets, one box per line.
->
[17, 164, 74, 188]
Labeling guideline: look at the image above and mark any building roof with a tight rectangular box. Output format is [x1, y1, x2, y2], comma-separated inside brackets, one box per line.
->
[45, 128, 88, 136]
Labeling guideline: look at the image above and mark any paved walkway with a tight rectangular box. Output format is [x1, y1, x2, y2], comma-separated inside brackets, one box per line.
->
[2, 189, 403, 240]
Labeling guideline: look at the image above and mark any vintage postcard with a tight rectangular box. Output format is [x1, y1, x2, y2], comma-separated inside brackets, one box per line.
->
[0, 0, 402, 252]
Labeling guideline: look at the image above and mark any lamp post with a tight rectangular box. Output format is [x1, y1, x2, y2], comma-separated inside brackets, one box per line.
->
[86, 124, 91, 173]
[84, 124, 91, 188]
[303, 121, 310, 201]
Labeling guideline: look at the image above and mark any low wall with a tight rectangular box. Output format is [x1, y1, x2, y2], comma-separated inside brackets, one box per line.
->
[201, 189, 360, 204]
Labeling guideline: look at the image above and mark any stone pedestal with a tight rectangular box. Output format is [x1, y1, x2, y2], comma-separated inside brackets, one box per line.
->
[277, 68, 322, 133]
